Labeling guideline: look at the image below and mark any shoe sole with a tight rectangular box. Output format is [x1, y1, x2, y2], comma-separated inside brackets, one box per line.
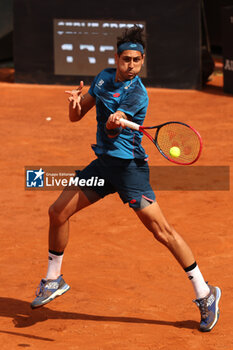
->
[200, 286, 221, 332]
[31, 283, 70, 309]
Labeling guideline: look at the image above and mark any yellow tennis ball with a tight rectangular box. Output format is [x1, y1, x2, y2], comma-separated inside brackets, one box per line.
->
[169, 146, 181, 157]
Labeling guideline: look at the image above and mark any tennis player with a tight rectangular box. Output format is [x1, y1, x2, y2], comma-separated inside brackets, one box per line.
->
[31, 25, 221, 332]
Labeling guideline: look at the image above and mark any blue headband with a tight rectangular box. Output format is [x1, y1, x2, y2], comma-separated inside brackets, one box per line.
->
[117, 42, 144, 54]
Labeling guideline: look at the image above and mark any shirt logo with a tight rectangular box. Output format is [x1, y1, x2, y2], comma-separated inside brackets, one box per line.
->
[95, 79, 105, 90]
[113, 93, 120, 97]
[98, 79, 104, 87]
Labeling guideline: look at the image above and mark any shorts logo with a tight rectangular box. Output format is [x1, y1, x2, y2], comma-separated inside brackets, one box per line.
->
[113, 93, 120, 97]
[130, 199, 137, 204]
[26, 168, 44, 188]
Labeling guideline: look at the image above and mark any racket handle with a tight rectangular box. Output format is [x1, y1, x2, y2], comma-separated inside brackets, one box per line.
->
[119, 118, 140, 131]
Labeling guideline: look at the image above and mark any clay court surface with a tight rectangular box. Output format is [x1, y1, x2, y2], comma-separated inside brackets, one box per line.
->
[0, 69, 232, 349]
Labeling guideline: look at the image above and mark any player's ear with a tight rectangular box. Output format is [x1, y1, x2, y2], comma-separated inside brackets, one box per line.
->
[115, 52, 119, 64]
[142, 53, 145, 65]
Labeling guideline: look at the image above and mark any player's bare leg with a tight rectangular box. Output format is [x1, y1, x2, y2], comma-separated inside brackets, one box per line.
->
[48, 187, 93, 253]
[31, 187, 99, 309]
[135, 201, 221, 332]
[135, 201, 195, 268]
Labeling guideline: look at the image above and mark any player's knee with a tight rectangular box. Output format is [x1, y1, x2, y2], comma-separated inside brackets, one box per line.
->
[152, 222, 177, 246]
[48, 204, 65, 226]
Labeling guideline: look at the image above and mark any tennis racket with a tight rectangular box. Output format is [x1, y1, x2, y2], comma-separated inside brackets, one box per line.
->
[120, 119, 202, 165]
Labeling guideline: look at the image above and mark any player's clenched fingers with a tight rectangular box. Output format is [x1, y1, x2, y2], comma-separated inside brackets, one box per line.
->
[106, 115, 118, 129]
[110, 113, 121, 124]
[108, 114, 115, 123]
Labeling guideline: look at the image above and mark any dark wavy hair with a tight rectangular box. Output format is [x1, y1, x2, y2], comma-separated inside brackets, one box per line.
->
[117, 25, 146, 50]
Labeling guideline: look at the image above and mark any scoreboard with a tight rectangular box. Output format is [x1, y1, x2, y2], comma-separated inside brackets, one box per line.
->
[54, 20, 147, 77]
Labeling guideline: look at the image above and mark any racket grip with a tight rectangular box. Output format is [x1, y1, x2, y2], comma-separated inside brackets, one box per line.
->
[119, 118, 140, 131]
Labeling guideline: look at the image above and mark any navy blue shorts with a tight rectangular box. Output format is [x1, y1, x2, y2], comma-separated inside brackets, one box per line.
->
[75, 154, 155, 209]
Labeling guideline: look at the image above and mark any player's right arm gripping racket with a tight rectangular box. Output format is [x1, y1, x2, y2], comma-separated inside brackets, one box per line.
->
[120, 119, 203, 165]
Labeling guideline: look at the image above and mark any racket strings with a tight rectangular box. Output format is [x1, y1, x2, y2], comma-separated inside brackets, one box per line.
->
[156, 123, 201, 164]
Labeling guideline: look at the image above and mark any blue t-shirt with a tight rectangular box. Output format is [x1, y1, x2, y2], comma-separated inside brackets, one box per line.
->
[88, 68, 149, 159]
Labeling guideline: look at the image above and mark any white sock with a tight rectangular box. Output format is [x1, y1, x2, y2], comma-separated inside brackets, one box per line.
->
[46, 251, 64, 280]
[185, 262, 210, 299]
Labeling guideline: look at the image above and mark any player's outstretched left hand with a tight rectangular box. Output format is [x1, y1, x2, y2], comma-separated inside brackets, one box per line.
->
[65, 81, 84, 110]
